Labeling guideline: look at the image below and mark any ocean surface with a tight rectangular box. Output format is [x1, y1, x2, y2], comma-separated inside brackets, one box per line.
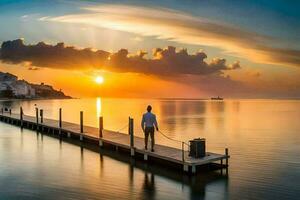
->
[0, 98, 300, 200]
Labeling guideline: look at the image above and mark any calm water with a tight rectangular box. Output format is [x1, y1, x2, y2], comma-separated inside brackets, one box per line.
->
[0, 98, 300, 200]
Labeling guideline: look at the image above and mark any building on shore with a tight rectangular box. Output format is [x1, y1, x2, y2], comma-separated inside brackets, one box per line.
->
[0, 71, 70, 99]
[0, 72, 35, 98]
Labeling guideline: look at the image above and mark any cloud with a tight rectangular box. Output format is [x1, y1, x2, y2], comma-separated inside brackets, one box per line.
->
[255, 46, 300, 67]
[0, 39, 109, 70]
[177, 74, 252, 97]
[229, 61, 241, 69]
[0, 39, 240, 76]
[41, 4, 300, 68]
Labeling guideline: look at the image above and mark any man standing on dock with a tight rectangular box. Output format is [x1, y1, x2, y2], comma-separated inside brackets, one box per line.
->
[141, 105, 159, 152]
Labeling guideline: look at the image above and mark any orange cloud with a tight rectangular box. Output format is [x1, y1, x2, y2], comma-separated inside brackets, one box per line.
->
[41, 4, 300, 68]
[0, 39, 240, 76]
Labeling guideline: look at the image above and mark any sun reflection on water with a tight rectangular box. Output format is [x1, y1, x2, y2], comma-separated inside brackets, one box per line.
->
[96, 97, 102, 118]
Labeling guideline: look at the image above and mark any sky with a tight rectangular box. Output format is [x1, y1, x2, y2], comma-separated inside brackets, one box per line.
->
[0, 0, 300, 98]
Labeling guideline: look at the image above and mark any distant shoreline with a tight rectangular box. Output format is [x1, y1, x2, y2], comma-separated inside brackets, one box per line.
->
[1, 97, 300, 101]
[157, 97, 300, 101]
[0, 96, 73, 101]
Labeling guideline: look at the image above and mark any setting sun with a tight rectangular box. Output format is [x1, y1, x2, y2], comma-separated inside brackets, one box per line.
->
[95, 76, 104, 84]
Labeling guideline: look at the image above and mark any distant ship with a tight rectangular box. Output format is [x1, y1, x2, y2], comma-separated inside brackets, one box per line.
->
[211, 96, 223, 100]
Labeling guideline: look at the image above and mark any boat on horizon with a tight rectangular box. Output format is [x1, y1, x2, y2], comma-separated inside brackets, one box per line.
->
[211, 96, 223, 100]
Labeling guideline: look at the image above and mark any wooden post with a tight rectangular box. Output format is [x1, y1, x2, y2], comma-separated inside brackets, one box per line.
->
[35, 107, 39, 131]
[128, 118, 130, 135]
[39, 109, 44, 133]
[59, 108, 62, 128]
[225, 148, 229, 166]
[80, 111, 83, 140]
[99, 116, 103, 146]
[182, 142, 185, 163]
[20, 107, 23, 128]
[58, 108, 62, 136]
[40, 109, 43, 123]
[9, 109, 11, 115]
[99, 116, 103, 138]
[129, 117, 134, 156]
[182, 142, 189, 172]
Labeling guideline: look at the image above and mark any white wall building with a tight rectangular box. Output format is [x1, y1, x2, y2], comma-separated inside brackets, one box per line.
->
[11, 80, 35, 97]
[0, 72, 35, 98]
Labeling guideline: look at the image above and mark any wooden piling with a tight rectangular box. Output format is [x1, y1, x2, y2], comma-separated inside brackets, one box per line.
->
[99, 116, 103, 146]
[225, 148, 229, 166]
[182, 142, 188, 172]
[99, 116, 103, 138]
[80, 111, 83, 133]
[129, 117, 134, 156]
[40, 109, 43, 123]
[59, 108, 62, 136]
[80, 111, 83, 140]
[35, 108, 39, 131]
[59, 108, 62, 128]
[182, 142, 185, 163]
[9, 109, 11, 115]
[20, 107, 23, 128]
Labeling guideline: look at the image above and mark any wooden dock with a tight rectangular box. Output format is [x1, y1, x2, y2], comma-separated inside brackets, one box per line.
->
[0, 108, 229, 175]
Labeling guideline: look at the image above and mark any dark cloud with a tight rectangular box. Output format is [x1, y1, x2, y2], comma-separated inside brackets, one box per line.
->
[0, 39, 109, 70]
[0, 39, 240, 76]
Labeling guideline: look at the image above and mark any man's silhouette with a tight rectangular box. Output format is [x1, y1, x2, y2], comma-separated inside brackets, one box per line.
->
[141, 105, 159, 152]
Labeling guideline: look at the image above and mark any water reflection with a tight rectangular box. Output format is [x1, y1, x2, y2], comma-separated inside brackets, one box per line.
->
[140, 172, 156, 200]
[80, 146, 84, 172]
[1, 99, 300, 199]
[232, 101, 240, 113]
[159, 101, 177, 134]
[208, 101, 225, 130]
[96, 97, 102, 118]
[99, 153, 104, 178]
[158, 101, 208, 139]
